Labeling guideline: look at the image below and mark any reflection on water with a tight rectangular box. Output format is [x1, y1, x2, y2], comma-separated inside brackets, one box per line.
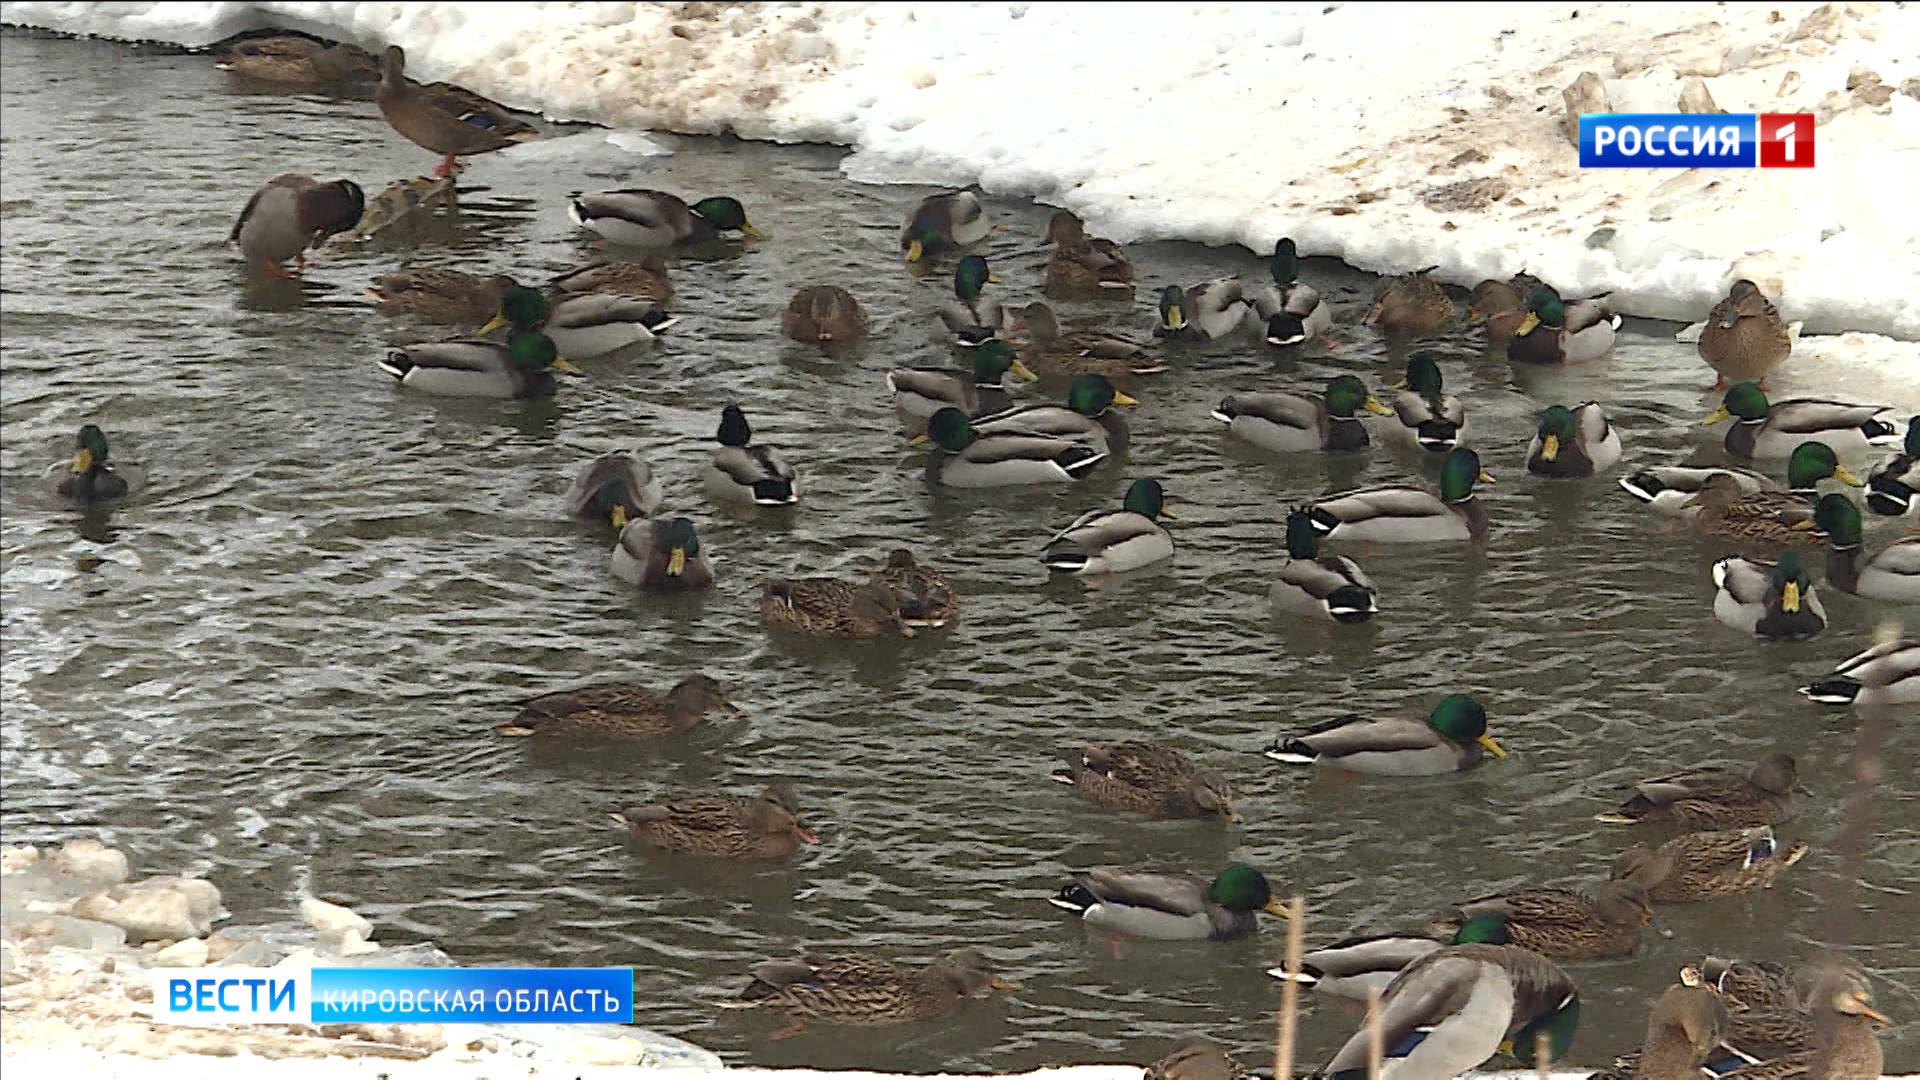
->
[1, 30, 1915, 1074]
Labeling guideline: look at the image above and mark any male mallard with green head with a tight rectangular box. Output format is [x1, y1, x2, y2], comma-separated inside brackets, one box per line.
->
[1703, 382, 1898, 459]
[1507, 284, 1620, 364]
[1012, 302, 1166, 385]
[758, 576, 914, 639]
[901, 190, 990, 264]
[1254, 238, 1331, 346]
[722, 948, 1016, 1039]
[1048, 862, 1288, 942]
[229, 174, 364, 276]
[938, 255, 1011, 345]
[1268, 915, 1512, 1001]
[1157, 280, 1253, 341]
[889, 338, 1036, 438]
[704, 403, 798, 508]
[377, 330, 576, 399]
[1799, 638, 1919, 711]
[1264, 693, 1505, 776]
[1596, 753, 1805, 831]
[1365, 267, 1453, 335]
[1712, 551, 1826, 639]
[1044, 210, 1134, 296]
[375, 45, 538, 176]
[1051, 742, 1234, 820]
[975, 373, 1135, 456]
[1270, 507, 1378, 623]
[1306, 447, 1495, 542]
[782, 285, 868, 344]
[1212, 375, 1394, 454]
[567, 188, 762, 248]
[1384, 352, 1470, 454]
[1430, 879, 1653, 961]
[564, 451, 663, 531]
[481, 285, 676, 358]
[1527, 403, 1622, 477]
[915, 407, 1108, 488]
[56, 425, 130, 505]
[1699, 280, 1791, 389]
[612, 516, 714, 592]
[1040, 477, 1176, 576]
[1610, 825, 1807, 903]
[497, 673, 738, 739]
[611, 784, 817, 860]
[367, 268, 520, 325]
[1866, 418, 1918, 517]
[1812, 494, 1920, 602]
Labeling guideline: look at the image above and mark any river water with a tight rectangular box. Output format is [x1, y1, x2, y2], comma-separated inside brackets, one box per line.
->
[1, 30, 1913, 1073]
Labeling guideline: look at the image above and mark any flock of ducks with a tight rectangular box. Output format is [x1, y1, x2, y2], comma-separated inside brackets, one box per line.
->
[42, 28, 1920, 1073]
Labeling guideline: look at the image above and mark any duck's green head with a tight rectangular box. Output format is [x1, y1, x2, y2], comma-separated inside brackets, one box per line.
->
[481, 286, 549, 336]
[1812, 493, 1864, 547]
[1771, 551, 1814, 612]
[1399, 351, 1445, 397]
[1283, 507, 1319, 560]
[659, 516, 700, 576]
[1785, 441, 1863, 490]
[1066, 373, 1135, 417]
[1535, 405, 1577, 464]
[1449, 913, 1512, 945]
[1429, 693, 1504, 758]
[1504, 992, 1582, 1066]
[692, 196, 763, 238]
[1438, 447, 1495, 503]
[1158, 285, 1189, 331]
[1121, 477, 1175, 520]
[72, 424, 111, 474]
[1324, 374, 1393, 419]
[920, 407, 978, 452]
[1271, 237, 1303, 286]
[1515, 285, 1566, 335]
[594, 478, 634, 531]
[1704, 381, 1771, 425]
[717, 403, 753, 448]
[973, 338, 1036, 384]
[903, 206, 945, 263]
[507, 332, 573, 373]
[954, 255, 998, 300]
[1207, 862, 1288, 917]
[1904, 417, 1919, 457]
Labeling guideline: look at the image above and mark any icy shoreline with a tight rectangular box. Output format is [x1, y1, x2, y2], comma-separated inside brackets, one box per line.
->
[2, 1, 1917, 345]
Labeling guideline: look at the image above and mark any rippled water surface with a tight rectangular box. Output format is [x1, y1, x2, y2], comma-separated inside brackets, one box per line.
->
[3, 32, 1916, 1073]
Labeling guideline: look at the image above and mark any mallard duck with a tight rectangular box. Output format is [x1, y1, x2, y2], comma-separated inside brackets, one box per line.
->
[1254, 238, 1332, 346]
[55, 425, 129, 505]
[548, 257, 674, 304]
[1051, 742, 1234, 820]
[1430, 880, 1652, 961]
[481, 285, 675, 358]
[901, 190, 989, 264]
[1620, 465, 1781, 519]
[216, 36, 378, 90]
[564, 451, 663, 531]
[1268, 915, 1512, 1000]
[612, 516, 713, 592]
[375, 46, 538, 176]
[915, 408, 1107, 489]
[1270, 506, 1378, 623]
[1264, 693, 1505, 776]
[758, 577, 913, 639]
[366, 268, 519, 324]
[1144, 1037, 1254, 1080]
[1315, 944, 1580, 1080]
[610, 785, 816, 860]
[228, 174, 364, 275]
[1365, 267, 1453, 335]
[938, 255, 1010, 345]
[1712, 551, 1827, 639]
[1384, 352, 1470, 454]
[1812, 494, 1920, 601]
[1012, 302, 1166, 384]
[1043, 211, 1133, 296]
[1610, 826, 1808, 903]
[567, 188, 761, 247]
[974, 373, 1134, 455]
[1528, 403, 1623, 477]
[1307, 447, 1495, 542]
[1507, 285, 1621, 364]
[1040, 477, 1176, 576]
[1703, 383, 1899, 459]
[1604, 968, 1816, 1077]
[1866, 418, 1918, 517]
[720, 948, 1015, 1039]
[1799, 638, 1919, 710]
[1682, 474, 1823, 549]
[376, 330, 576, 399]
[1467, 274, 1541, 341]
[1698, 956, 1807, 1013]
[1700, 280, 1792, 389]
[1596, 753, 1805, 830]
[1211, 375, 1393, 454]
[875, 549, 957, 628]
[1632, 984, 1733, 1080]
[1713, 970, 1887, 1080]
[704, 403, 798, 507]
[782, 285, 867, 344]
[889, 339, 1035, 438]
[1157, 280, 1252, 341]
[496, 673, 737, 738]
[1048, 863, 1287, 942]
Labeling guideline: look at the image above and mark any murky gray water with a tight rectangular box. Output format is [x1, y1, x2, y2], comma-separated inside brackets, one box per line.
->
[2, 32, 1914, 1073]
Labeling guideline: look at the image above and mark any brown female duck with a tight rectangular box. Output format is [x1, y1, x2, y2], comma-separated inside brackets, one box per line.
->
[1044, 211, 1134, 297]
[1610, 826, 1807, 902]
[722, 947, 1016, 1038]
[366, 267, 520, 324]
[375, 45, 538, 176]
[1051, 742, 1234, 820]
[549, 257, 674, 305]
[1631, 984, 1731, 1080]
[1699, 280, 1792, 389]
[1714, 970, 1887, 1080]
[1366, 267, 1453, 334]
[1144, 1036, 1256, 1080]
[758, 577, 914, 639]
[496, 674, 738, 738]
[875, 550, 957, 628]
[216, 35, 378, 93]
[1597, 754, 1805, 831]
[782, 286, 868, 344]
[1014, 302, 1167, 386]
[611, 784, 816, 860]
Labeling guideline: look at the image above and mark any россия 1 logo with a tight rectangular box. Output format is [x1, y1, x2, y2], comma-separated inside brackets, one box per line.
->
[1579, 113, 1814, 168]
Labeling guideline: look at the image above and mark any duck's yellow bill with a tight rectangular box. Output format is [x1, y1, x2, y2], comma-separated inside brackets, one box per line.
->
[724, 700, 748, 717]
[1388, 378, 1409, 391]
[667, 546, 687, 576]
[1790, 518, 1817, 531]
[1263, 898, 1291, 918]
[905, 239, 925, 263]
[1478, 733, 1508, 759]
[988, 976, 1023, 992]
[1364, 302, 1384, 326]
[1112, 390, 1140, 407]
[1498, 1040, 1517, 1057]
[986, 272, 1004, 284]
[1363, 396, 1394, 417]
[552, 356, 584, 374]
[1478, 469, 1497, 483]
[1164, 305, 1186, 329]
[1782, 581, 1800, 612]
[1854, 999, 1891, 1025]
[1541, 434, 1561, 462]
[740, 223, 767, 240]
[1514, 311, 1540, 336]
[610, 504, 628, 531]
[1835, 465, 1864, 487]
[71, 448, 92, 474]
[1702, 405, 1732, 425]
[1009, 359, 1038, 382]
[907, 433, 930, 448]
[1160, 507, 1180, 520]
[477, 313, 510, 336]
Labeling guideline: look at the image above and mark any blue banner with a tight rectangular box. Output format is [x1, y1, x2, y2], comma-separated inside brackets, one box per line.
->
[309, 967, 634, 1024]
[1579, 113, 1757, 168]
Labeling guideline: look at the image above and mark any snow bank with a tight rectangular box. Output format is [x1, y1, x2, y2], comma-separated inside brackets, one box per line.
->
[2, 2, 1918, 344]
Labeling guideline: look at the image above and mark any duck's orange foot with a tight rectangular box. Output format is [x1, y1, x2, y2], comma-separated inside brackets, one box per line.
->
[263, 259, 299, 279]
[433, 154, 460, 178]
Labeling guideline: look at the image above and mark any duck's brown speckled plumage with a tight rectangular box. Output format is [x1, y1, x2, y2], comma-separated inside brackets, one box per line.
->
[1052, 742, 1234, 820]
[1367, 268, 1453, 334]
[496, 674, 736, 738]
[725, 948, 1014, 1036]
[1598, 754, 1804, 832]
[1044, 211, 1135, 297]
[1610, 826, 1807, 902]
[758, 576, 914, 639]
[611, 784, 815, 860]
[1430, 880, 1652, 961]
[1142, 1036, 1254, 1080]
[875, 549, 957, 628]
